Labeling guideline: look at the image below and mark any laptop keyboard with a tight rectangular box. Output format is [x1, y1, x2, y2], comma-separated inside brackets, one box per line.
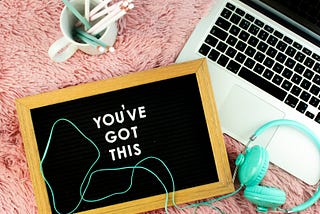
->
[198, 2, 320, 125]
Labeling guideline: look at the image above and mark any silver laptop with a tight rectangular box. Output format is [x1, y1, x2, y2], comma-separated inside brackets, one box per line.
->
[176, 0, 320, 185]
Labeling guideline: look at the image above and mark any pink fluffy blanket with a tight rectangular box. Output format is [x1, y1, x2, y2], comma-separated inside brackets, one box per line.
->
[0, 0, 318, 213]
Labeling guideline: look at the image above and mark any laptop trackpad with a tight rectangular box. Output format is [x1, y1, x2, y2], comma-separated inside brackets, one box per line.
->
[219, 85, 285, 146]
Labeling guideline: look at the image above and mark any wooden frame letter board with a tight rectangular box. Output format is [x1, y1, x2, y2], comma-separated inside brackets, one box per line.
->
[16, 59, 234, 214]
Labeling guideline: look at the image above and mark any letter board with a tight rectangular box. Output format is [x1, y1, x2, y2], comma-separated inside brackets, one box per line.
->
[16, 59, 234, 213]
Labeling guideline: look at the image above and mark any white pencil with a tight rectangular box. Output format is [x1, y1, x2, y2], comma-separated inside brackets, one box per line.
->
[90, 1, 123, 21]
[89, 0, 112, 17]
[74, 0, 113, 27]
[88, 3, 134, 35]
[84, 0, 90, 30]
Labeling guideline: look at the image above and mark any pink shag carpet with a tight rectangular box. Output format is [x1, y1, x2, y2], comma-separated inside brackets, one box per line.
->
[0, 0, 319, 213]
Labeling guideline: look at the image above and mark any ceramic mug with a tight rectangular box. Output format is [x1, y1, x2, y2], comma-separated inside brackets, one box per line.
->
[48, 0, 118, 62]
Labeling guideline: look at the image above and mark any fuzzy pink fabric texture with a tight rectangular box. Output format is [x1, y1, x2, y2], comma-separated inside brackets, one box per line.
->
[0, 0, 319, 213]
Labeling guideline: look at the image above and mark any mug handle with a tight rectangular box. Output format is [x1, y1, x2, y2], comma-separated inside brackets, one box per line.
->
[48, 37, 78, 62]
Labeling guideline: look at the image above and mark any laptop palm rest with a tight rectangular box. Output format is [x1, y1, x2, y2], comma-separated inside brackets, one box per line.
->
[219, 85, 285, 146]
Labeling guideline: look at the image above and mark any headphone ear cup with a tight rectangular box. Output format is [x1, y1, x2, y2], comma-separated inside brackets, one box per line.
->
[244, 185, 286, 212]
[236, 145, 269, 186]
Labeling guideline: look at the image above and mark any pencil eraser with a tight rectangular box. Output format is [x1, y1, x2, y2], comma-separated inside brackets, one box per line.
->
[98, 46, 106, 53]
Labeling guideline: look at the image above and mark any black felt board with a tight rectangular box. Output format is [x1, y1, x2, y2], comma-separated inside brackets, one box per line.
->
[30, 74, 218, 213]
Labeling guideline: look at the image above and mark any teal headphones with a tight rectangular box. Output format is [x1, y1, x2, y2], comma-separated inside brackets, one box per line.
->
[235, 119, 320, 213]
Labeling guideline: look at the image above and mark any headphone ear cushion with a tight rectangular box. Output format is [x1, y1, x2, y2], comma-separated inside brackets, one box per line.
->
[237, 145, 269, 186]
[244, 186, 286, 212]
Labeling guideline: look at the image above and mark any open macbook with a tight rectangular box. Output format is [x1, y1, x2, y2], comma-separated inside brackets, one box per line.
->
[176, 0, 320, 185]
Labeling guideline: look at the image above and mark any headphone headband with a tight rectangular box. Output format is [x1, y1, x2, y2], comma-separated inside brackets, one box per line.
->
[251, 119, 320, 213]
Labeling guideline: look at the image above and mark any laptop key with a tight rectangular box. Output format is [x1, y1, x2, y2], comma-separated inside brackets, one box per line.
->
[221, 8, 232, 19]
[211, 26, 228, 40]
[239, 19, 250, 30]
[312, 53, 320, 61]
[263, 57, 275, 67]
[276, 41, 287, 52]
[239, 30, 250, 41]
[217, 54, 229, 66]
[267, 35, 278, 46]
[254, 63, 265, 74]
[282, 68, 293, 79]
[258, 30, 269, 41]
[217, 41, 228, 52]
[284, 36, 293, 44]
[295, 52, 306, 63]
[205, 35, 218, 47]
[301, 79, 311, 90]
[263, 69, 274, 80]
[306, 111, 315, 119]
[245, 46, 256, 57]
[310, 85, 320, 96]
[248, 36, 259, 47]
[315, 113, 320, 124]
[292, 74, 302, 85]
[303, 69, 314, 80]
[230, 13, 241, 24]
[229, 25, 241, 36]
[266, 47, 277, 58]
[300, 91, 311, 102]
[226, 60, 241, 74]
[293, 42, 302, 50]
[198, 43, 211, 56]
[244, 58, 256, 69]
[226, 2, 236, 11]
[275, 52, 287, 63]
[238, 67, 287, 101]
[313, 74, 320, 85]
[264, 25, 274, 33]
[272, 74, 283, 85]
[281, 80, 292, 91]
[309, 96, 320, 107]
[294, 63, 305, 74]
[274, 30, 283, 39]
[313, 63, 320, 73]
[208, 49, 220, 61]
[285, 94, 299, 108]
[235, 52, 246, 63]
[254, 52, 265, 63]
[285, 58, 296, 69]
[273, 63, 284, 74]
[235, 40, 247, 51]
[291, 85, 302, 96]
[257, 41, 268, 52]
[245, 13, 254, 22]
[254, 19, 264, 27]
[302, 47, 312, 56]
[216, 17, 231, 30]
[285, 47, 296, 57]
[235, 8, 245, 16]
[226, 47, 237, 58]
[226, 35, 237, 46]
[248, 25, 260, 35]
[296, 101, 308, 113]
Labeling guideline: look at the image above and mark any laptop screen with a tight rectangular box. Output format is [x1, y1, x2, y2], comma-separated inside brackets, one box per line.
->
[246, 0, 320, 46]
[260, 0, 320, 35]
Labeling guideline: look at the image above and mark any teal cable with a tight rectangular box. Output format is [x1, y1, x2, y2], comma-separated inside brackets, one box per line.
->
[40, 118, 239, 214]
[40, 118, 173, 214]
[80, 165, 170, 213]
[40, 118, 101, 214]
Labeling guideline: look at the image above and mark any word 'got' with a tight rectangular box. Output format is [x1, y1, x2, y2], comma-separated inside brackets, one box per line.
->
[105, 126, 138, 143]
